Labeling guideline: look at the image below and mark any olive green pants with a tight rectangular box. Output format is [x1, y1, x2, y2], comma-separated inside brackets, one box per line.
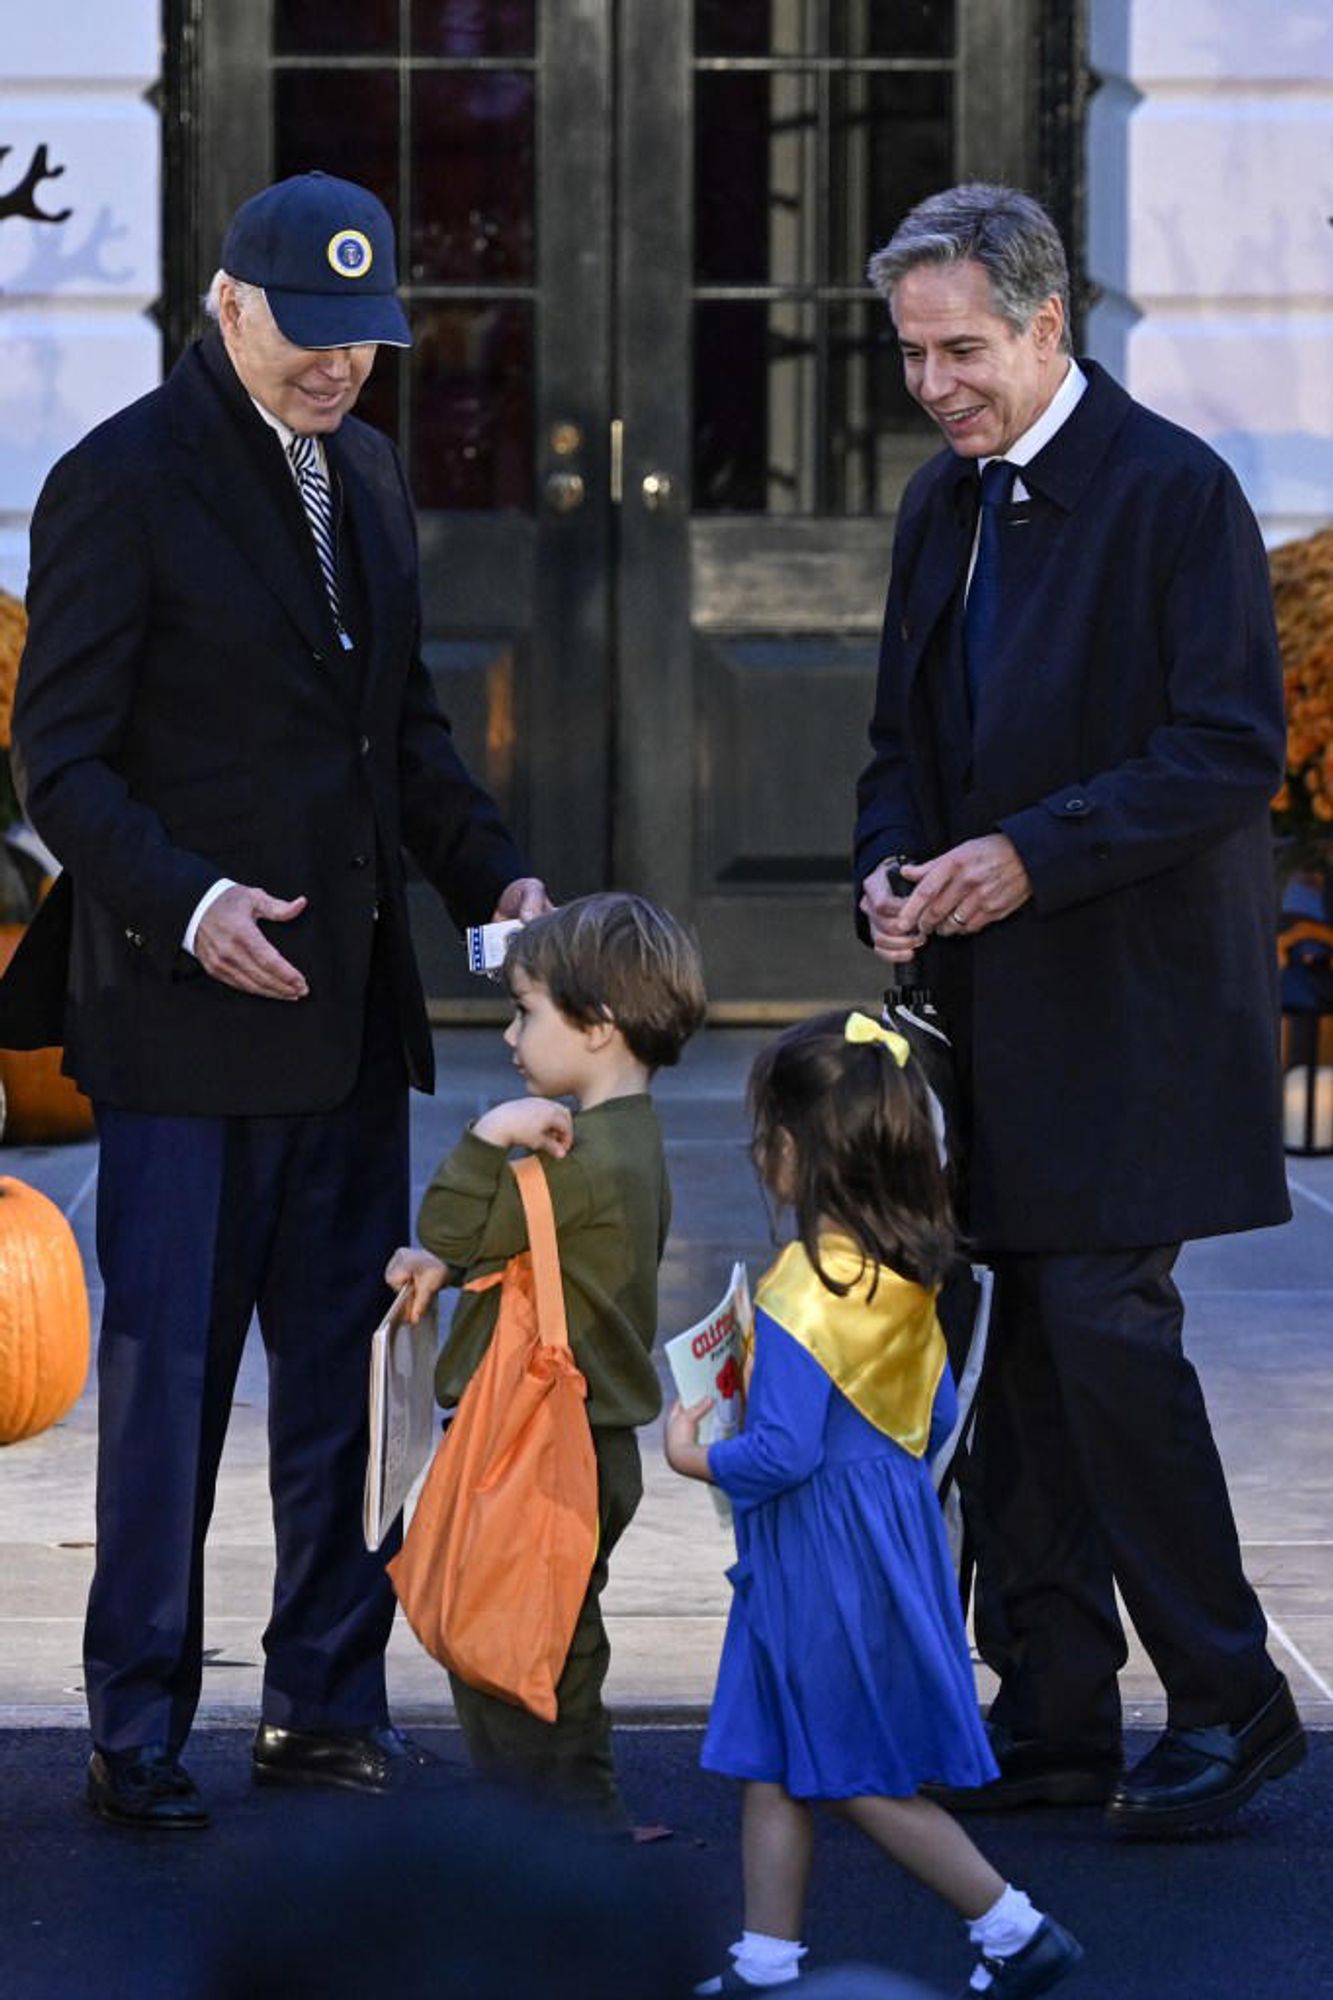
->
[449, 1426, 643, 1827]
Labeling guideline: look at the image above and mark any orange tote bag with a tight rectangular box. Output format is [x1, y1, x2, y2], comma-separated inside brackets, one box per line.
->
[387, 1153, 598, 1721]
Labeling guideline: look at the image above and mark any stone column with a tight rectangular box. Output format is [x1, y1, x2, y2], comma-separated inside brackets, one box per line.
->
[0, 0, 161, 594]
[1086, 0, 1333, 545]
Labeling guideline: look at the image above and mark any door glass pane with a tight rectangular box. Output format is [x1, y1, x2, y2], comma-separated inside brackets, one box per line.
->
[411, 0, 536, 57]
[354, 346, 403, 448]
[409, 302, 534, 510]
[692, 5, 954, 514]
[695, 72, 817, 286]
[274, 69, 400, 215]
[275, 0, 397, 55]
[695, 0, 771, 57]
[696, 0, 955, 59]
[411, 71, 536, 282]
[695, 296, 939, 517]
[827, 69, 952, 285]
[694, 299, 818, 513]
[827, 297, 936, 512]
[840, 1, 955, 58]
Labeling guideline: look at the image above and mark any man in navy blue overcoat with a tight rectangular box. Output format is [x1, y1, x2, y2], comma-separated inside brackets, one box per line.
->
[1, 174, 547, 1827]
[855, 184, 1303, 1836]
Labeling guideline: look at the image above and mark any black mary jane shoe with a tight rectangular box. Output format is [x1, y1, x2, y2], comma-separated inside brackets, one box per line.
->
[1106, 1675, 1306, 1835]
[251, 1721, 437, 1794]
[86, 1744, 210, 1830]
[959, 1916, 1084, 1999]
[694, 1969, 796, 1994]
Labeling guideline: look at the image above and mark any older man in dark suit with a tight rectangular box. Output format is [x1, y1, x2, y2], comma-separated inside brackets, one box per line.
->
[855, 184, 1303, 1835]
[2, 173, 547, 1827]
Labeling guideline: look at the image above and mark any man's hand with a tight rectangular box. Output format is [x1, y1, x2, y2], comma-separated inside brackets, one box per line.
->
[896, 834, 1032, 940]
[472, 1096, 575, 1157]
[860, 858, 928, 964]
[492, 877, 551, 921]
[194, 884, 309, 998]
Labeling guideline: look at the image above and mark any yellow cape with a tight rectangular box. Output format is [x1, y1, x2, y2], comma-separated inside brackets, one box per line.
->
[754, 1237, 945, 1458]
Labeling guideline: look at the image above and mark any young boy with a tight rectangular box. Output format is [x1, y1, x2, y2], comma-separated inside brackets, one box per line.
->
[388, 891, 707, 1828]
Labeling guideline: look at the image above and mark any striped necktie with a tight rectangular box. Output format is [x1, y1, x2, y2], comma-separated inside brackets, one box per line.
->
[287, 433, 346, 640]
[964, 457, 1017, 703]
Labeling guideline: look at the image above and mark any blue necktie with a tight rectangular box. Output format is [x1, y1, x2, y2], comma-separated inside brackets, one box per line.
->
[287, 433, 347, 642]
[964, 458, 1017, 703]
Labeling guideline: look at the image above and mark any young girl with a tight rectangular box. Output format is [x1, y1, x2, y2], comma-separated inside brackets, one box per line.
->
[666, 1011, 1082, 1999]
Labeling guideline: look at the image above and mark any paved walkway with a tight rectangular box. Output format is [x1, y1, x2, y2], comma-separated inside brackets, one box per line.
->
[2, 1027, 1331, 1732]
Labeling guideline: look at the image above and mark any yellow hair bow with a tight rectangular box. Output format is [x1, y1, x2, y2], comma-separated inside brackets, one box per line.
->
[844, 1012, 910, 1066]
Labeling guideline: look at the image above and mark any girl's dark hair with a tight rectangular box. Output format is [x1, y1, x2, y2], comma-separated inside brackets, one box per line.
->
[748, 1009, 955, 1294]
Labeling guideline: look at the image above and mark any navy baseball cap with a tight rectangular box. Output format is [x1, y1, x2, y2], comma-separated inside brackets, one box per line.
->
[221, 171, 412, 349]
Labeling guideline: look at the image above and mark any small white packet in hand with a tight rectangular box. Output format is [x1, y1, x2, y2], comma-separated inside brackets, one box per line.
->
[464, 919, 524, 976]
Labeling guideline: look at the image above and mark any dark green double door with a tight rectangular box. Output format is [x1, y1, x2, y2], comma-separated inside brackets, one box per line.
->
[183, 0, 1068, 1007]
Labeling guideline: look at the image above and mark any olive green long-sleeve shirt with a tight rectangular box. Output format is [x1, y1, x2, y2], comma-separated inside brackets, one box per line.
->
[419, 1093, 670, 1430]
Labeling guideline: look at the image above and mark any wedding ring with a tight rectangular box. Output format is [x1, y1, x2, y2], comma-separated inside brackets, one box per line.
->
[949, 910, 966, 928]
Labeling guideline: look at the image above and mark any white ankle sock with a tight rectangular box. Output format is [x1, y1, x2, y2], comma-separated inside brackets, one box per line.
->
[967, 1885, 1043, 1989]
[730, 1930, 807, 1985]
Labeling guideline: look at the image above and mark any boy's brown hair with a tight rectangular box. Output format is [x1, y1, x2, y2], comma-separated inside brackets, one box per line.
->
[504, 893, 706, 1071]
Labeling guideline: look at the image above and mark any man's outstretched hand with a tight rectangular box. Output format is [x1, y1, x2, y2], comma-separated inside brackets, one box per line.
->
[194, 884, 309, 999]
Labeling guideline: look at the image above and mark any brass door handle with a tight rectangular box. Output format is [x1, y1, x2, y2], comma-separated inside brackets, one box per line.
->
[640, 471, 675, 511]
[544, 470, 586, 513]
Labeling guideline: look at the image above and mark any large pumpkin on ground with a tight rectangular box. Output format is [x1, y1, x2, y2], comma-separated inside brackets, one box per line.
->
[0, 1174, 91, 1443]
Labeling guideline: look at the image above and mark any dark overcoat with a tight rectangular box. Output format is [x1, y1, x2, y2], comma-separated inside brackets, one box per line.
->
[0, 330, 526, 1115]
[855, 361, 1290, 1253]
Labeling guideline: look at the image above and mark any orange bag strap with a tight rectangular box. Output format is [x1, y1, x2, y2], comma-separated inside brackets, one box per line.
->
[511, 1153, 571, 1351]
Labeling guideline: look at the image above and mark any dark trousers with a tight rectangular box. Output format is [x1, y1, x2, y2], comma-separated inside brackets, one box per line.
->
[971, 1244, 1276, 1744]
[85, 982, 409, 1756]
[449, 1427, 643, 1826]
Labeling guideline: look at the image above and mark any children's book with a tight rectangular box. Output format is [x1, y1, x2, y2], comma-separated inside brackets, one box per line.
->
[363, 1287, 440, 1551]
[664, 1260, 751, 1524]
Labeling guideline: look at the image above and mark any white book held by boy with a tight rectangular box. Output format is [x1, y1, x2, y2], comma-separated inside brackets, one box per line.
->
[363, 1287, 440, 1551]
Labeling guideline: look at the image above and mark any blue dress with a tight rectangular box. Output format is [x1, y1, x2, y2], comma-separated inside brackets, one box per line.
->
[701, 1276, 998, 1801]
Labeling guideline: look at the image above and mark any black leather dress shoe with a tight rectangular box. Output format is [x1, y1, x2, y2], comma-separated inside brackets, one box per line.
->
[86, 1745, 210, 1830]
[1106, 1674, 1306, 1835]
[251, 1722, 437, 1794]
[923, 1722, 1121, 1811]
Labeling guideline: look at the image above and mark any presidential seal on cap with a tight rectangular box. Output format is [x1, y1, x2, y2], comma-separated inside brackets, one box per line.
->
[221, 171, 412, 350]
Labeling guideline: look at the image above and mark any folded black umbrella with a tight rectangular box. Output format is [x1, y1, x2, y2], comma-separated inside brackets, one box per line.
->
[880, 978, 991, 1594]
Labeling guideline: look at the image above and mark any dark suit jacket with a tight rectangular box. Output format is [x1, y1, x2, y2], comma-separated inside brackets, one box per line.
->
[0, 330, 528, 1115]
[855, 360, 1290, 1253]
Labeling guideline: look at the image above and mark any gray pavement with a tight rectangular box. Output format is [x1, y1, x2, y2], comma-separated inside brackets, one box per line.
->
[1, 1026, 1331, 1734]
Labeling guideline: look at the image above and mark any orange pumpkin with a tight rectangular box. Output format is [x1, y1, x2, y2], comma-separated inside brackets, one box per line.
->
[0, 1174, 91, 1443]
[0, 923, 95, 1144]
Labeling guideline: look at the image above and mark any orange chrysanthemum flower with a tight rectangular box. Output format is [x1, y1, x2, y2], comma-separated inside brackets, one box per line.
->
[1270, 528, 1333, 842]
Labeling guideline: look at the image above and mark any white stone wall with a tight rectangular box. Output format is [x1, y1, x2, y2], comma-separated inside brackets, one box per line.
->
[1087, 0, 1333, 544]
[0, 2, 161, 596]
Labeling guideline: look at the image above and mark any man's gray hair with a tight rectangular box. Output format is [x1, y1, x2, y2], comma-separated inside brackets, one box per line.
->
[867, 183, 1071, 352]
[202, 269, 266, 322]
